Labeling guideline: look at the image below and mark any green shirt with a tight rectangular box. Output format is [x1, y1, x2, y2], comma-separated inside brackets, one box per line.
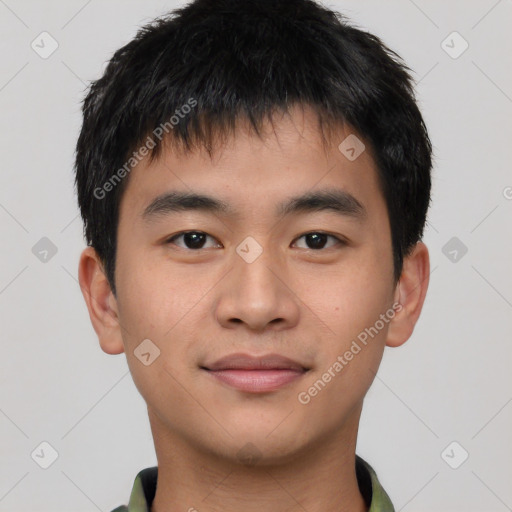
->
[111, 455, 395, 512]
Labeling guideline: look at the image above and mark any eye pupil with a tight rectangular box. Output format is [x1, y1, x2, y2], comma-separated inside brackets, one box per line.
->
[306, 233, 328, 249]
[184, 232, 206, 249]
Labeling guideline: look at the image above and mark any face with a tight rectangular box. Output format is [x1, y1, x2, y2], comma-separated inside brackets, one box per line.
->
[109, 105, 399, 463]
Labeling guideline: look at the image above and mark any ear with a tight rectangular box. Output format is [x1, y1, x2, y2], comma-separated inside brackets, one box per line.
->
[386, 242, 430, 348]
[77, 246, 125, 355]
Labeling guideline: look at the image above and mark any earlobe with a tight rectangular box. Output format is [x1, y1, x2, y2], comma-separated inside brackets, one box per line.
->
[386, 242, 430, 348]
[77, 246, 125, 355]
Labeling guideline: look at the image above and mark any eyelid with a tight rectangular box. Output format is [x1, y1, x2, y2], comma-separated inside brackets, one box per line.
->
[165, 231, 221, 248]
[292, 232, 347, 249]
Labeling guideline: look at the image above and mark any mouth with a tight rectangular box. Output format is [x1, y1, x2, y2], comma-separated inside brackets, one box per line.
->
[200, 353, 310, 393]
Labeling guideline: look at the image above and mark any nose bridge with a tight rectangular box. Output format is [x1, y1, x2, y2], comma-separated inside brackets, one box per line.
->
[214, 236, 299, 330]
[235, 238, 279, 299]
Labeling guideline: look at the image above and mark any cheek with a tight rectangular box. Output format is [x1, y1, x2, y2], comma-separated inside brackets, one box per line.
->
[114, 251, 214, 380]
[114, 259, 197, 409]
[309, 251, 393, 327]
[115, 247, 190, 336]
[297, 267, 392, 423]
[299, 244, 394, 381]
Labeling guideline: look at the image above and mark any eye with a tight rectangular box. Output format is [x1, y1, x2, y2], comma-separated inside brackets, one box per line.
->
[292, 232, 345, 250]
[164, 231, 346, 251]
[165, 231, 221, 250]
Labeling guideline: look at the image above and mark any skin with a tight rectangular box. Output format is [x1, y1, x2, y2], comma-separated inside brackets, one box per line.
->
[79, 104, 429, 512]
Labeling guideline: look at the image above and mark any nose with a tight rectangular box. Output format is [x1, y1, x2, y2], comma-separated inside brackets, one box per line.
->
[214, 242, 300, 332]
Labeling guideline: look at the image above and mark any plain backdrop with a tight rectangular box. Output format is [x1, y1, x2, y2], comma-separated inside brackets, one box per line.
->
[0, 1, 511, 511]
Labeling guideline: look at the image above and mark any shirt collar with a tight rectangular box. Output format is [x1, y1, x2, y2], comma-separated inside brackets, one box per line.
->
[117, 455, 395, 512]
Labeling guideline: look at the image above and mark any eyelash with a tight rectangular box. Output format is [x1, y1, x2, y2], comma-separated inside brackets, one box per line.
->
[164, 231, 347, 251]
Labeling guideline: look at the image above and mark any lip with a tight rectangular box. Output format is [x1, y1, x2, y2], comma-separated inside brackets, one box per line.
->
[202, 353, 308, 372]
[201, 353, 309, 393]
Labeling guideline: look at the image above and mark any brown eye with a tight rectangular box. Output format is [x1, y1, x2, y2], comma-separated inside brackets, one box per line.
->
[293, 232, 344, 250]
[166, 231, 221, 250]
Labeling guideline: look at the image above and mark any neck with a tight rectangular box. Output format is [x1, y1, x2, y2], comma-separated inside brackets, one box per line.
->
[148, 406, 368, 512]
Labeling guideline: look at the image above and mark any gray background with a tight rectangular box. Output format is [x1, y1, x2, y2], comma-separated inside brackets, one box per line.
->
[1, 0, 511, 510]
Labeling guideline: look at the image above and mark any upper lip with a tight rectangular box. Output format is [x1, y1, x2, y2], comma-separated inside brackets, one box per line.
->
[202, 353, 308, 372]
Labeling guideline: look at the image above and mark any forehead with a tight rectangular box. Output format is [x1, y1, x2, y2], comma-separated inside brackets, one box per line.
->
[118, 105, 385, 224]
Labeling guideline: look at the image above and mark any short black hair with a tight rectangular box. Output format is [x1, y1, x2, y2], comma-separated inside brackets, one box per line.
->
[74, 0, 432, 297]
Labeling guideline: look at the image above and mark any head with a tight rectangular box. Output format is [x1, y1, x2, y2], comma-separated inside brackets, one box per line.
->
[76, 0, 431, 464]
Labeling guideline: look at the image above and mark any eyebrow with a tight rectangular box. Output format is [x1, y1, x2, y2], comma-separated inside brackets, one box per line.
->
[141, 188, 366, 223]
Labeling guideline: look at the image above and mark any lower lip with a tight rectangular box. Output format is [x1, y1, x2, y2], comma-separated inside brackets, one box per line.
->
[204, 369, 307, 393]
